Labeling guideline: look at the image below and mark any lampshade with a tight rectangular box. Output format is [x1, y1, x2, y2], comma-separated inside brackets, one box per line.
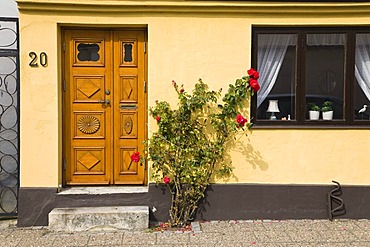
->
[267, 100, 280, 113]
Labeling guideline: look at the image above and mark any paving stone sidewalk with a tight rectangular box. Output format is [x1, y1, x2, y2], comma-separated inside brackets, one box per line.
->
[0, 218, 369, 246]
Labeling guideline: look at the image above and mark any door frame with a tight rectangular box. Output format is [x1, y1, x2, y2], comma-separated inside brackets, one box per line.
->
[61, 27, 148, 186]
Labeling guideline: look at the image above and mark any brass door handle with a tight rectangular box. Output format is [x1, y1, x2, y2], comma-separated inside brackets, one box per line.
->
[99, 99, 110, 106]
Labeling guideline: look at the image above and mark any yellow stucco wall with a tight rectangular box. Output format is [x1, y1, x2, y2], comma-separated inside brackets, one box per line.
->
[18, 0, 370, 187]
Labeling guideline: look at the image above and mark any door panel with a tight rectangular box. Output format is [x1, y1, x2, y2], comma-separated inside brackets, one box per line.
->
[64, 29, 146, 185]
[113, 31, 146, 184]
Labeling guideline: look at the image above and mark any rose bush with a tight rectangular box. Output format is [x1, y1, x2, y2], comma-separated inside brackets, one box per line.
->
[132, 69, 260, 227]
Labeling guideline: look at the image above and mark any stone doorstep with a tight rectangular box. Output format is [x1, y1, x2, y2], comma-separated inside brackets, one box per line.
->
[48, 206, 149, 232]
[57, 186, 149, 195]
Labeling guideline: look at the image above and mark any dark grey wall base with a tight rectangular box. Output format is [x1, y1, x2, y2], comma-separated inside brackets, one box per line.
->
[17, 184, 370, 227]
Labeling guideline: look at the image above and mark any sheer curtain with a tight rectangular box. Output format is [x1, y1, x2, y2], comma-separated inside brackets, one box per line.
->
[306, 33, 345, 46]
[257, 33, 346, 108]
[257, 34, 295, 107]
[355, 34, 370, 101]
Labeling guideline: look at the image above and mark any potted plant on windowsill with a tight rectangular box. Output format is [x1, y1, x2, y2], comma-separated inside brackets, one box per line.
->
[308, 102, 320, 120]
[322, 101, 333, 120]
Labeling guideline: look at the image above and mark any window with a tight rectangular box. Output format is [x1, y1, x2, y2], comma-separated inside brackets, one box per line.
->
[252, 27, 370, 126]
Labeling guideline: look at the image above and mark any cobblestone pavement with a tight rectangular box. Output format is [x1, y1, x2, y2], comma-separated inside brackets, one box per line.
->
[0, 219, 370, 246]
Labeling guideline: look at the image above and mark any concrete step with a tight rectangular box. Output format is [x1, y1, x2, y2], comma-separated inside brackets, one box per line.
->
[48, 206, 149, 232]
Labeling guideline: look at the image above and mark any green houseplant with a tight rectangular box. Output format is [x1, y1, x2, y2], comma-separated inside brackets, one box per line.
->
[322, 101, 333, 120]
[308, 102, 320, 120]
[131, 68, 260, 227]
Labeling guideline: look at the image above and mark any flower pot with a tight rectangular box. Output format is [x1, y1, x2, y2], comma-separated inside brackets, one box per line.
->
[322, 111, 333, 120]
[309, 111, 320, 120]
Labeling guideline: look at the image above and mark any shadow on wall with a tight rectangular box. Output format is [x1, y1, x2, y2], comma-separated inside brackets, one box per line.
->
[221, 138, 268, 182]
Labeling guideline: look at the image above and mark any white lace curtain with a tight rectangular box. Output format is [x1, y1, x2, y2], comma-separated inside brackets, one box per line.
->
[257, 34, 295, 107]
[355, 34, 370, 101]
[306, 33, 345, 46]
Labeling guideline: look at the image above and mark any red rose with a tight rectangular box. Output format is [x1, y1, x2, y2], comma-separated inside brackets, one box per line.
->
[163, 176, 171, 184]
[180, 88, 184, 93]
[247, 68, 260, 80]
[249, 78, 260, 93]
[172, 80, 176, 86]
[236, 114, 247, 127]
[156, 116, 161, 122]
[130, 152, 140, 162]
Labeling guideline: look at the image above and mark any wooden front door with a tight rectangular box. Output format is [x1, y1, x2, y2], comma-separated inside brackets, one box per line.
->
[63, 29, 147, 185]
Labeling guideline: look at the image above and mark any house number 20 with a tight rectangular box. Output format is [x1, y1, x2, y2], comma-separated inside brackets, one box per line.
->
[29, 52, 48, 67]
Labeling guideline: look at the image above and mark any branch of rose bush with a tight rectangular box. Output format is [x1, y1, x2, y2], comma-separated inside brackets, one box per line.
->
[131, 68, 260, 185]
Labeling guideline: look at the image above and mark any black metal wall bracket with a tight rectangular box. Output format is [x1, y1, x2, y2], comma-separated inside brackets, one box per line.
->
[328, 180, 346, 221]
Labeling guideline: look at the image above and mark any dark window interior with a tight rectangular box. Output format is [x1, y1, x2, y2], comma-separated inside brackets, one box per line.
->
[252, 28, 370, 127]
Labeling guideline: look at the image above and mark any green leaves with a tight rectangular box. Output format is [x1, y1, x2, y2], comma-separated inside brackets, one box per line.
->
[147, 74, 254, 227]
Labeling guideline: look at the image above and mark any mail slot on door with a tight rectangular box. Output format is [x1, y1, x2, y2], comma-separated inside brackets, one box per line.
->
[119, 104, 138, 110]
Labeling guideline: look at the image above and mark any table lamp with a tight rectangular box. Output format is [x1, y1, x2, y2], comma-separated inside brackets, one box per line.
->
[267, 100, 280, 120]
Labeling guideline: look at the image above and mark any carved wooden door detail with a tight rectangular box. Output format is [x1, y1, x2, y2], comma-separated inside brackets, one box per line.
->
[63, 29, 146, 185]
